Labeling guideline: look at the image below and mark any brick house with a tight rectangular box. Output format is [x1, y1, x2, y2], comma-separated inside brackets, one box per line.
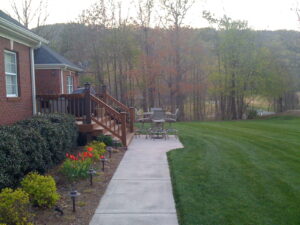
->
[0, 11, 82, 126]
[34, 45, 82, 95]
[0, 10, 47, 125]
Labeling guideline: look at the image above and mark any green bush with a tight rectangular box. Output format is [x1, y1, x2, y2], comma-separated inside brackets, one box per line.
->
[8, 126, 49, 173]
[17, 114, 78, 165]
[0, 188, 33, 225]
[0, 113, 78, 190]
[21, 172, 59, 208]
[247, 109, 258, 119]
[0, 127, 24, 188]
[96, 134, 113, 146]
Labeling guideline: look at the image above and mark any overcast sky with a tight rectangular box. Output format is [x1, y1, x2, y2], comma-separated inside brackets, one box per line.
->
[1, 0, 300, 30]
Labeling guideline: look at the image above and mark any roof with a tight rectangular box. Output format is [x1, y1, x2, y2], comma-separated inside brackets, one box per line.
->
[34, 45, 83, 72]
[0, 10, 47, 46]
[0, 10, 27, 29]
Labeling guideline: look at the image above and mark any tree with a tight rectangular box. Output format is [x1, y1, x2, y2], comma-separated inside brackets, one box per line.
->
[10, 0, 49, 29]
[159, 0, 195, 119]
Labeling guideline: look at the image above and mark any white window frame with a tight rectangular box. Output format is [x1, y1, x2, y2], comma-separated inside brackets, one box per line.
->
[67, 75, 74, 94]
[4, 50, 18, 97]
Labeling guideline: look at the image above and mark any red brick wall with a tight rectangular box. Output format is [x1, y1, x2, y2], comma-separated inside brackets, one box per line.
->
[0, 37, 33, 125]
[35, 69, 61, 95]
[35, 68, 79, 95]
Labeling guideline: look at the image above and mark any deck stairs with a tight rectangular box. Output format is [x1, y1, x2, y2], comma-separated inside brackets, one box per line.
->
[36, 84, 135, 147]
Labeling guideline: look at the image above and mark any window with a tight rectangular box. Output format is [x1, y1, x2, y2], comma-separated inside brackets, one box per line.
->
[4, 51, 18, 97]
[67, 76, 73, 94]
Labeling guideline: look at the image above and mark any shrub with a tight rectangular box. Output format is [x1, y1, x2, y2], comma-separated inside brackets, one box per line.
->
[0, 113, 78, 189]
[60, 153, 92, 182]
[0, 188, 33, 225]
[17, 114, 78, 165]
[21, 172, 59, 208]
[247, 109, 258, 119]
[0, 127, 24, 189]
[96, 134, 113, 146]
[8, 126, 49, 173]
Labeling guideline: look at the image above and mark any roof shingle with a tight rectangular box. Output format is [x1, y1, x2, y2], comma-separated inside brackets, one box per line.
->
[34, 45, 82, 72]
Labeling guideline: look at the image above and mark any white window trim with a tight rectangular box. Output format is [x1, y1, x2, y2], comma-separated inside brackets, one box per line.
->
[4, 50, 18, 97]
[67, 75, 74, 94]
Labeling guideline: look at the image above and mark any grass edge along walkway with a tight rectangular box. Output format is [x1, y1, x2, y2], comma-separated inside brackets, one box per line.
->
[168, 116, 300, 225]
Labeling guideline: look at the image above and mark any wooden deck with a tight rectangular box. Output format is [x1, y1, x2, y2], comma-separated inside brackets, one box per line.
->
[36, 84, 135, 147]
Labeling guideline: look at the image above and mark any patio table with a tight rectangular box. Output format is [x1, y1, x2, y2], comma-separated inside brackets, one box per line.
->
[150, 119, 166, 139]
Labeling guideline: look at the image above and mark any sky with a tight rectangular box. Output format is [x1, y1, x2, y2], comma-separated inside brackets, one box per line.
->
[1, 0, 300, 30]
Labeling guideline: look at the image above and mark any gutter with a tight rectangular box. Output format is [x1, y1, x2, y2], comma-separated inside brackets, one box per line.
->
[0, 17, 48, 44]
[30, 47, 37, 114]
[35, 63, 83, 72]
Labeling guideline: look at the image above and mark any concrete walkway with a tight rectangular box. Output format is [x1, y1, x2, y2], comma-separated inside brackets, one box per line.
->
[89, 136, 183, 225]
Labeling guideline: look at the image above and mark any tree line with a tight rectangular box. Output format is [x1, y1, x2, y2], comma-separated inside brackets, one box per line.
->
[32, 0, 300, 121]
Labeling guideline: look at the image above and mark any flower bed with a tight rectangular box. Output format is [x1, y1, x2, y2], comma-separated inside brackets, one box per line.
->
[33, 145, 125, 225]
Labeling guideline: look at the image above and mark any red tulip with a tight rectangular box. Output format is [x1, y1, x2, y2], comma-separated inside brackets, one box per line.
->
[100, 155, 105, 159]
[87, 147, 93, 152]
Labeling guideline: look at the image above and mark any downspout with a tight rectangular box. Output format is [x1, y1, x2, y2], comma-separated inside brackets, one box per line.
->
[30, 47, 37, 114]
[61, 65, 67, 94]
[60, 69, 64, 94]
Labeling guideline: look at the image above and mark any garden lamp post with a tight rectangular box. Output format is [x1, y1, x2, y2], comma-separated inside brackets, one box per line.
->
[106, 146, 113, 158]
[87, 168, 96, 186]
[69, 190, 80, 212]
[100, 155, 108, 171]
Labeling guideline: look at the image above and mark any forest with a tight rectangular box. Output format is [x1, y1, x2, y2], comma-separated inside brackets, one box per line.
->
[32, 0, 300, 121]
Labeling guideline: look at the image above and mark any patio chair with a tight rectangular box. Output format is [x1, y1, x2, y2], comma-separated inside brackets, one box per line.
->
[135, 109, 152, 138]
[136, 109, 151, 125]
[165, 108, 179, 126]
[165, 108, 179, 139]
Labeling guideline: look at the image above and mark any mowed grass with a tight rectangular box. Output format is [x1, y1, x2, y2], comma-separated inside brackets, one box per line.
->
[168, 116, 300, 225]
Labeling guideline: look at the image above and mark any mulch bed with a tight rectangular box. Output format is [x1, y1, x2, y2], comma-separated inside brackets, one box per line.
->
[32, 146, 125, 225]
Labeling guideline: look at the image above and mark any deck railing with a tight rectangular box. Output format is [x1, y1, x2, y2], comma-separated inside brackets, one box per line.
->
[36, 83, 134, 146]
[98, 85, 135, 133]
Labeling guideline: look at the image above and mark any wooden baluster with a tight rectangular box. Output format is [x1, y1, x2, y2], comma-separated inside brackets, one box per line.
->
[120, 112, 127, 146]
[72, 96, 76, 117]
[77, 97, 80, 118]
[56, 98, 58, 113]
[102, 85, 107, 103]
[37, 97, 40, 113]
[129, 107, 135, 132]
[84, 83, 92, 124]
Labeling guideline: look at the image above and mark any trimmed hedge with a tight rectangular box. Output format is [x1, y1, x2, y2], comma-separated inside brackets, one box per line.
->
[0, 114, 78, 189]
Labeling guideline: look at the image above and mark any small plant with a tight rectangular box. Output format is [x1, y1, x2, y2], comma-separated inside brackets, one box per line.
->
[96, 134, 113, 146]
[247, 109, 258, 119]
[0, 188, 33, 225]
[21, 172, 60, 208]
[60, 152, 92, 181]
[85, 141, 106, 161]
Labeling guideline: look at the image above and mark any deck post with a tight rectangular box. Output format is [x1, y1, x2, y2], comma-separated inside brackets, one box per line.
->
[129, 107, 135, 132]
[121, 112, 127, 146]
[84, 82, 92, 124]
[101, 85, 107, 103]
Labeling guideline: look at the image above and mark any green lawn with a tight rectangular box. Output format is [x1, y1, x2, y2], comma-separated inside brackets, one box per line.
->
[168, 116, 300, 225]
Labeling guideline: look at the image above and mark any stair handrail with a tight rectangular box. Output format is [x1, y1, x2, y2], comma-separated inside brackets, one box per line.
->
[90, 94, 127, 146]
[100, 85, 134, 132]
